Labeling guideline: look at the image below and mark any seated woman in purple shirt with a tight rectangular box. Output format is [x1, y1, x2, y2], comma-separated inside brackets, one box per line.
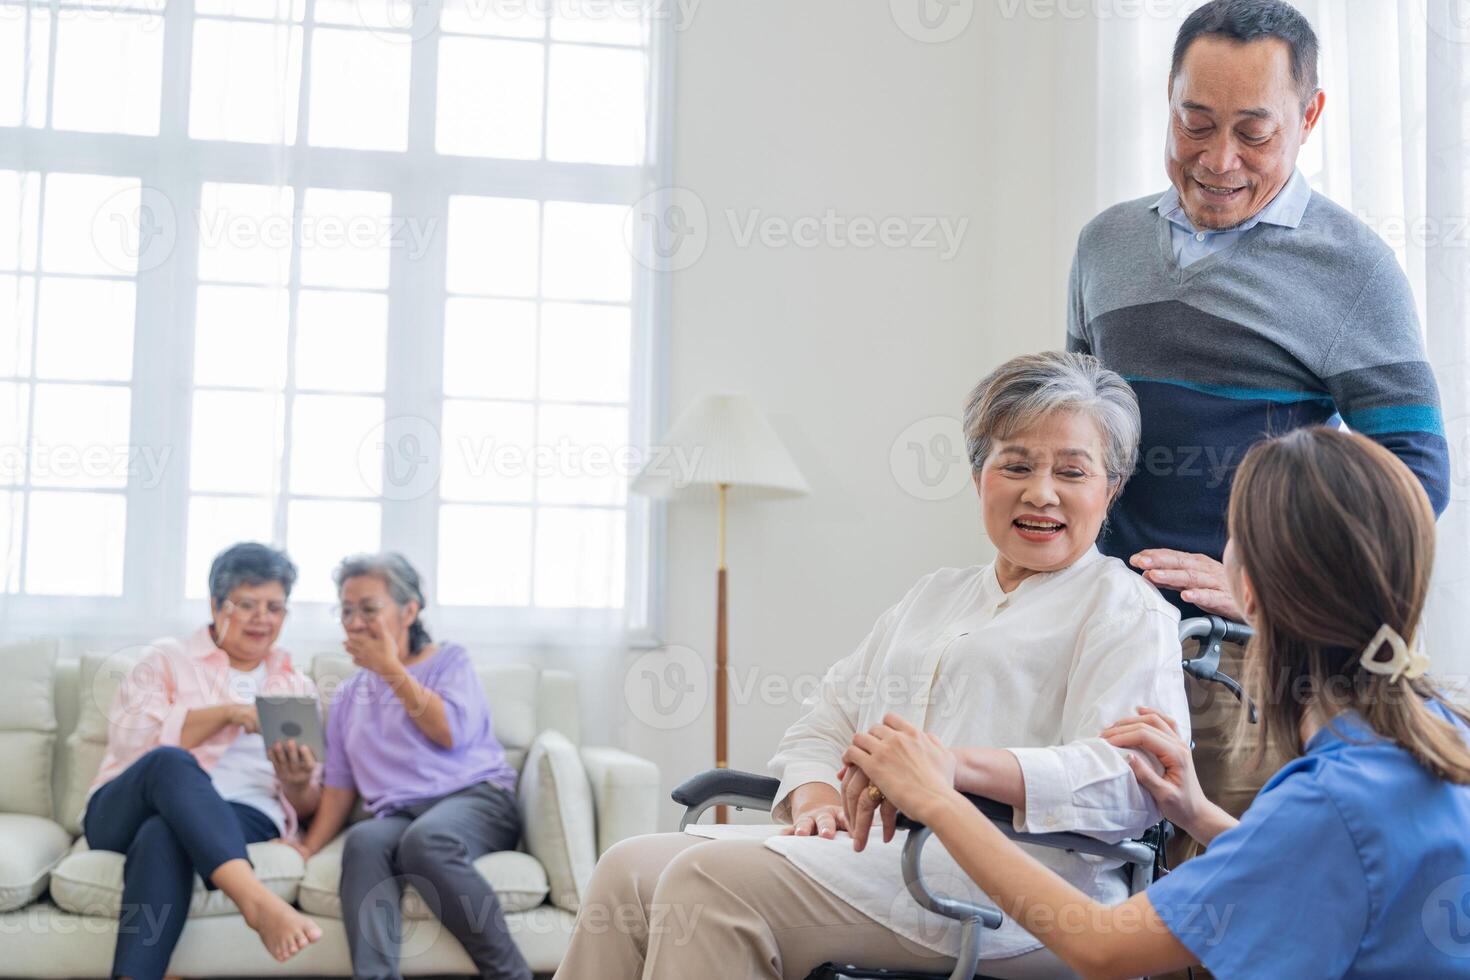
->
[289, 552, 529, 980]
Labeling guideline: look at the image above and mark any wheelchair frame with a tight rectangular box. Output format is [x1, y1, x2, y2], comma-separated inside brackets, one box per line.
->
[669, 615, 1254, 980]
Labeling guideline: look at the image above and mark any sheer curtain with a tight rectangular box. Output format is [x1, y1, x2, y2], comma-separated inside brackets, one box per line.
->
[1062, 0, 1470, 684]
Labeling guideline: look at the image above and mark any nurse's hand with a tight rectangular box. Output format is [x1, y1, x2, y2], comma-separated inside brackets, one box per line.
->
[1101, 707, 1234, 845]
[842, 714, 958, 826]
[1130, 549, 1243, 620]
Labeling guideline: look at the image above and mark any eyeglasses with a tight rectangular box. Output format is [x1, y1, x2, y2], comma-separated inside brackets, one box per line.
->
[221, 598, 289, 620]
[332, 602, 389, 624]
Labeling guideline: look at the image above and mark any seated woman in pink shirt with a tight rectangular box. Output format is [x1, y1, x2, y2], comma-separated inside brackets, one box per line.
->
[290, 552, 529, 980]
[86, 542, 324, 980]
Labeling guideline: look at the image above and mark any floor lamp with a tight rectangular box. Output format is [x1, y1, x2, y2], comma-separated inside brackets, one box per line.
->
[632, 394, 809, 823]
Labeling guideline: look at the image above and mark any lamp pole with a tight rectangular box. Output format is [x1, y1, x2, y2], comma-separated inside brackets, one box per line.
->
[715, 481, 729, 824]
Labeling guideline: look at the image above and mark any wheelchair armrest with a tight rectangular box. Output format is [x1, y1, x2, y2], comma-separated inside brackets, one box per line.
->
[896, 791, 1160, 874]
[673, 768, 782, 829]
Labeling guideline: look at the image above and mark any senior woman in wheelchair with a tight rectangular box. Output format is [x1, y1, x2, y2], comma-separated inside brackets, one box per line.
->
[553, 350, 1190, 980]
[846, 427, 1470, 978]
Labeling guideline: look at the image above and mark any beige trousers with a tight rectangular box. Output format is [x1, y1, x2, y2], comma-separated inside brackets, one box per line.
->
[552, 832, 1077, 980]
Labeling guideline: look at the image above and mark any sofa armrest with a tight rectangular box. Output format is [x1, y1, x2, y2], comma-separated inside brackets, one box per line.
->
[579, 746, 660, 857]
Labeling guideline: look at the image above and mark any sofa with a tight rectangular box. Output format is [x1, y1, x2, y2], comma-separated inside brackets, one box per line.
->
[0, 638, 660, 977]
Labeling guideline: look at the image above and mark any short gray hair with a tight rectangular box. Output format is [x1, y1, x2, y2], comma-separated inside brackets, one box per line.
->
[208, 542, 297, 609]
[333, 552, 432, 653]
[963, 351, 1140, 493]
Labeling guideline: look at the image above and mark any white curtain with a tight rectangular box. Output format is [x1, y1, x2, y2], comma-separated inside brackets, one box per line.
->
[1064, 0, 1470, 684]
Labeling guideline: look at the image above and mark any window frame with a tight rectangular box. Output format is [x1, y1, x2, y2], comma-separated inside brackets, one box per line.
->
[0, 0, 674, 650]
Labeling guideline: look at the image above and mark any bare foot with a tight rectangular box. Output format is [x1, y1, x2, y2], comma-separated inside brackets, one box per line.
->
[241, 892, 322, 962]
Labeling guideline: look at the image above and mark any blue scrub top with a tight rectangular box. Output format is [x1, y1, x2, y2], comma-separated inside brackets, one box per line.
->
[1147, 699, 1470, 978]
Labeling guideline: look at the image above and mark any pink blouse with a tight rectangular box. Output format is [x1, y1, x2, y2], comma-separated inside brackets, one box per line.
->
[90, 626, 319, 838]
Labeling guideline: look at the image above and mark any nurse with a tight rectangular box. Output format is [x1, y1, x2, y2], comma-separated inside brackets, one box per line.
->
[845, 426, 1470, 979]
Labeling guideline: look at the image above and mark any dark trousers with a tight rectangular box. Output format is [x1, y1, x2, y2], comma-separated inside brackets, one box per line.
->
[339, 781, 531, 980]
[84, 746, 279, 980]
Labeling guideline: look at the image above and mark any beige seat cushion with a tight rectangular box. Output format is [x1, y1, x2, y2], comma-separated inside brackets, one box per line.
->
[297, 833, 549, 918]
[0, 813, 72, 911]
[0, 638, 59, 819]
[518, 730, 596, 912]
[50, 838, 304, 918]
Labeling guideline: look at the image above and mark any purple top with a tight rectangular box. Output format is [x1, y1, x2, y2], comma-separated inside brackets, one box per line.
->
[323, 642, 519, 816]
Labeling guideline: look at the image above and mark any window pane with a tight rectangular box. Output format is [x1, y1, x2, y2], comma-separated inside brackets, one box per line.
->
[546, 45, 646, 165]
[440, 0, 544, 37]
[549, 0, 646, 44]
[0, 170, 41, 271]
[25, 490, 126, 595]
[0, 381, 27, 485]
[197, 182, 295, 285]
[446, 196, 539, 297]
[535, 403, 627, 505]
[440, 399, 533, 502]
[189, 19, 302, 145]
[315, 0, 415, 30]
[437, 504, 531, 605]
[436, 38, 544, 160]
[286, 497, 379, 601]
[0, 490, 19, 591]
[307, 28, 409, 151]
[538, 302, 629, 403]
[190, 389, 284, 494]
[29, 383, 131, 488]
[51, 12, 163, 135]
[533, 506, 623, 608]
[35, 278, 135, 381]
[295, 289, 386, 392]
[194, 285, 289, 388]
[541, 201, 631, 301]
[298, 188, 391, 289]
[443, 297, 536, 399]
[0, 275, 36, 378]
[194, 0, 305, 20]
[42, 173, 141, 276]
[289, 393, 383, 497]
[185, 495, 275, 598]
[0, 9, 49, 128]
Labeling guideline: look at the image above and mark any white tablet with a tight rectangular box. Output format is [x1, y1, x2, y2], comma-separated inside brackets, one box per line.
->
[255, 695, 325, 760]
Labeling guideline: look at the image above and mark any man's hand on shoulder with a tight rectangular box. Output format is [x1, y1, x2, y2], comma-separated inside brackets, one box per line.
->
[1130, 549, 1244, 621]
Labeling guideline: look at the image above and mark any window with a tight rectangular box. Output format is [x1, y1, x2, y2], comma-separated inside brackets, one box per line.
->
[0, 0, 670, 642]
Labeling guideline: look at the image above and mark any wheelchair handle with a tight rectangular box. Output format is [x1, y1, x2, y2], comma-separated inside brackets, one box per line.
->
[1179, 615, 1259, 723]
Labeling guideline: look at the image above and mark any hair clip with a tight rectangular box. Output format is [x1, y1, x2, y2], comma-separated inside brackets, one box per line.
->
[1359, 624, 1430, 683]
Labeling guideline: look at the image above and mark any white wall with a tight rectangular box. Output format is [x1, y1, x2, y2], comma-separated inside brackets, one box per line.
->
[621, 0, 1079, 829]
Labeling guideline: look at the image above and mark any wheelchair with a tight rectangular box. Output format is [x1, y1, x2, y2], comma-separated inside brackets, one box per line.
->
[670, 615, 1255, 980]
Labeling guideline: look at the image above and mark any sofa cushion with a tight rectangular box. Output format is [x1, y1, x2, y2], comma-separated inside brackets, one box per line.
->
[518, 730, 596, 912]
[0, 813, 72, 911]
[297, 832, 549, 918]
[55, 649, 143, 835]
[0, 638, 59, 818]
[50, 838, 304, 918]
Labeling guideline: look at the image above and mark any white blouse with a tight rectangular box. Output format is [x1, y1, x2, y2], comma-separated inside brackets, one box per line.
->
[687, 546, 1189, 961]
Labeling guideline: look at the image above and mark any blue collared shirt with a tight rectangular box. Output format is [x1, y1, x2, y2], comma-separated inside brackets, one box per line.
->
[1147, 699, 1470, 977]
[1152, 169, 1312, 267]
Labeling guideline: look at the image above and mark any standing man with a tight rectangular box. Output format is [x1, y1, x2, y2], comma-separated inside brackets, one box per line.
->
[1068, 0, 1450, 835]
